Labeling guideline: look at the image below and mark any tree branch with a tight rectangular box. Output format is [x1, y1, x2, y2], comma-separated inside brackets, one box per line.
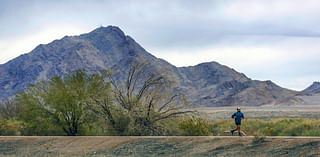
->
[158, 94, 179, 112]
[154, 110, 194, 122]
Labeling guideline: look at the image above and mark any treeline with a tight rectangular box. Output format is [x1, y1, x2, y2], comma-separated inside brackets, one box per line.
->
[0, 63, 195, 136]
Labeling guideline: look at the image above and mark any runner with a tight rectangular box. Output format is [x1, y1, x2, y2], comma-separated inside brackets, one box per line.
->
[231, 107, 244, 136]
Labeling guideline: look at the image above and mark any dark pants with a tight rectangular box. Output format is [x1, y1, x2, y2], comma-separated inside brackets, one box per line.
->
[233, 122, 242, 135]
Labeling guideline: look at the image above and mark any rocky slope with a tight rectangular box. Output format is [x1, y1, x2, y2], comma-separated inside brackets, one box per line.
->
[0, 26, 300, 106]
[303, 82, 320, 95]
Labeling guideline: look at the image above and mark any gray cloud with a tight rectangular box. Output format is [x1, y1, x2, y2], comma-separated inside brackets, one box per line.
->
[2, 0, 320, 46]
[0, 0, 319, 90]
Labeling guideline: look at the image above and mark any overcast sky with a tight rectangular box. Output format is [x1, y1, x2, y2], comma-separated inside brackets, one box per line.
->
[1, 0, 319, 90]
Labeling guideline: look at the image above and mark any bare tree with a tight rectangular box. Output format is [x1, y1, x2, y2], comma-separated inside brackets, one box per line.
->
[101, 61, 194, 135]
[0, 98, 23, 119]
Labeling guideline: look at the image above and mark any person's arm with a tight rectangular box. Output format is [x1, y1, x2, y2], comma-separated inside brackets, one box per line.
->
[240, 113, 244, 120]
[231, 113, 236, 119]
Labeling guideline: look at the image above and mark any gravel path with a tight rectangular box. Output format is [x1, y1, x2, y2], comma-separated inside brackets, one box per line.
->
[0, 136, 319, 157]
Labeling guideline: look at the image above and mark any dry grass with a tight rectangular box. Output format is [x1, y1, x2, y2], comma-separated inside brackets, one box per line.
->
[194, 105, 320, 121]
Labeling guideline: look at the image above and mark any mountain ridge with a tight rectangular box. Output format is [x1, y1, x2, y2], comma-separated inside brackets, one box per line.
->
[303, 81, 320, 95]
[0, 26, 301, 106]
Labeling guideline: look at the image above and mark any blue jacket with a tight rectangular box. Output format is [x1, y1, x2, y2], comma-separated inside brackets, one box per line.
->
[232, 112, 244, 124]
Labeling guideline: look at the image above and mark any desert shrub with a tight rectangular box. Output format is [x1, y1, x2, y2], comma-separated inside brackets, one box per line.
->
[209, 118, 320, 136]
[162, 118, 184, 135]
[302, 126, 320, 136]
[0, 118, 22, 135]
[179, 117, 212, 136]
[279, 119, 320, 136]
[209, 120, 233, 135]
[0, 99, 23, 119]
[103, 108, 131, 135]
[0, 99, 24, 135]
[242, 119, 269, 136]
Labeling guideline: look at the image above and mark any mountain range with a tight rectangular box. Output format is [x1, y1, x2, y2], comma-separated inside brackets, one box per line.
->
[0, 26, 316, 106]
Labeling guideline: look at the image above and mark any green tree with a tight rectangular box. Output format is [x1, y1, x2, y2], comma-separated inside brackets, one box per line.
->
[16, 70, 111, 136]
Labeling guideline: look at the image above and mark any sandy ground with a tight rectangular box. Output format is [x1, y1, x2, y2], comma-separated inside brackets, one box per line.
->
[0, 136, 319, 157]
[193, 105, 320, 121]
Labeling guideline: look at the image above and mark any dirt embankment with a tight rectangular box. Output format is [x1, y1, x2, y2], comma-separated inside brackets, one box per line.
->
[0, 136, 319, 157]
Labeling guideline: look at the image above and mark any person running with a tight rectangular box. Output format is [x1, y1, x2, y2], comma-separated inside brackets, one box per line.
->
[231, 107, 244, 136]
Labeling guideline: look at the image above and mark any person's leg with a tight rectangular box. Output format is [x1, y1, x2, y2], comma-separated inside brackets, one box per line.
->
[237, 125, 242, 136]
[232, 126, 238, 132]
[231, 124, 238, 135]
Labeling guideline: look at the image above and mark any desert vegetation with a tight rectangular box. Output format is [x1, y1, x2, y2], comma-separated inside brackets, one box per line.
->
[0, 62, 194, 136]
[1, 63, 320, 136]
[210, 118, 320, 136]
[2, 99, 320, 136]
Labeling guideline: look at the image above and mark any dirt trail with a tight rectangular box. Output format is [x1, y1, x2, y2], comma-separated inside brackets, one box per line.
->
[0, 136, 319, 157]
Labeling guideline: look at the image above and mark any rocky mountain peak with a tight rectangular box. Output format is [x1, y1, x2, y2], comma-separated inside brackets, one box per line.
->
[313, 81, 320, 85]
[81, 26, 126, 41]
[93, 25, 124, 34]
[0, 26, 301, 106]
[303, 81, 320, 95]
